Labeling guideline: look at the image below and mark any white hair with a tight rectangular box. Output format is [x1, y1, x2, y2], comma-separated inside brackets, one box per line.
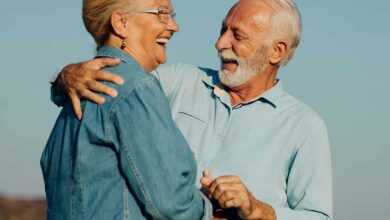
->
[262, 0, 302, 65]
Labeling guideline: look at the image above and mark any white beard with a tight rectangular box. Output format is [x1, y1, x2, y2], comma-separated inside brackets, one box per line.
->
[218, 46, 268, 88]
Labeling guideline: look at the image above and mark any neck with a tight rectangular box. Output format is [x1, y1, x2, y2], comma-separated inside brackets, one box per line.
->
[106, 37, 155, 72]
[227, 67, 277, 106]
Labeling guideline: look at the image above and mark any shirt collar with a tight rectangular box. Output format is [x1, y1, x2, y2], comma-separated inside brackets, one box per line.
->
[95, 45, 141, 68]
[200, 69, 284, 108]
[256, 81, 284, 108]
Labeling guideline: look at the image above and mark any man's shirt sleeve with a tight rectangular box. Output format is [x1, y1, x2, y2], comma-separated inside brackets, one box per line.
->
[50, 81, 66, 107]
[153, 64, 190, 100]
[108, 77, 211, 219]
[272, 115, 333, 220]
[51, 64, 185, 107]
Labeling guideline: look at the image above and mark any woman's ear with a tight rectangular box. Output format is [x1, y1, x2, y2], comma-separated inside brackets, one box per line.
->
[110, 12, 128, 38]
[269, 41, 287, 65]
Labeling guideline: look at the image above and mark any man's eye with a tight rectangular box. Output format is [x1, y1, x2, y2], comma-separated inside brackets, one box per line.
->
[220, 27, 227, 35]
[234, 34, 243, 40]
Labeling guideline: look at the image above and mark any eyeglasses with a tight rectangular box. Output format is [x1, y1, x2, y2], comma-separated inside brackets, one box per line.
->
[135, 8, 176, 24]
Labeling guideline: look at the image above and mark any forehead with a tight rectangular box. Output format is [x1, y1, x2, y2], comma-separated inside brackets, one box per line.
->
[223, 0, 272, 33]
[136, 0, 173, 9]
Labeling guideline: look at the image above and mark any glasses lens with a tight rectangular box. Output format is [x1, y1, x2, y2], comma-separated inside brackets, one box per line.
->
[158, 10, 174, 24]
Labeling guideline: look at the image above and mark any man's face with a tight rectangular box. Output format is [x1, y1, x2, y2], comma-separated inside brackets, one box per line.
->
[218, 45, 269, 88]
[127, 0, 179, 71]
[215, 0, 273, 87]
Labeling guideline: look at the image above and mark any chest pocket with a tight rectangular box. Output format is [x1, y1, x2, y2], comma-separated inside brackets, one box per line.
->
[173, 104, 208, 156]
[174, 98, 208, 125]
[177, 111, 206, 124]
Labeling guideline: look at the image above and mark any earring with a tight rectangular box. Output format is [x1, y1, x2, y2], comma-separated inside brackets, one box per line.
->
[120, 38, 126, 50]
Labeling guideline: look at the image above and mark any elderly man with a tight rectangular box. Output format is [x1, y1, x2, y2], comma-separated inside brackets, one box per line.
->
[52, 0, 332, 219]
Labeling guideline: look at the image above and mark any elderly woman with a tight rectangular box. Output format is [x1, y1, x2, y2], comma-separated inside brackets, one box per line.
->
[40, 0, 211, 219]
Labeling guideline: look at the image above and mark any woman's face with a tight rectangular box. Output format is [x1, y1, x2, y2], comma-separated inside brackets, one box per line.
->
[124, 0, 179, 72]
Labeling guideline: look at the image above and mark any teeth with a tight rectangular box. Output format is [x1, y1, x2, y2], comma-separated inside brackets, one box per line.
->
[156, 38, 169, 44]
[222, 58, 237, 62]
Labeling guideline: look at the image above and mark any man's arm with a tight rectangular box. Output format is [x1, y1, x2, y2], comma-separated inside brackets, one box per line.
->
[51, 58, 123, 119]
[110, 77, 212, 219]
[270, 116, 333, 220]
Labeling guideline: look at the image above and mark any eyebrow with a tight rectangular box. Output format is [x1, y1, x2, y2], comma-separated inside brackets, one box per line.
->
[155, 3, 171, 10]
[221, 22, 249, 38]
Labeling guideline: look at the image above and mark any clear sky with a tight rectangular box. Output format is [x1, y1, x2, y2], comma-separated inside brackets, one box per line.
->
[1, 0, 389, 219]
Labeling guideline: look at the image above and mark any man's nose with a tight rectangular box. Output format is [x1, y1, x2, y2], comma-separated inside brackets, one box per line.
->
[215, 31, 232, 51]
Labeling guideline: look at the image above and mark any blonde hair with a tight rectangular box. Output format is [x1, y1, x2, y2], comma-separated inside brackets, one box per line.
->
[263, 0, 302, 65]
[82, 0, 137, 49]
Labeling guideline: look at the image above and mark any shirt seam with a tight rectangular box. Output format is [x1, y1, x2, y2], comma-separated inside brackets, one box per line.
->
[105, 78, 163, 219]
[104, 77, 156, 142]
[118, 129, 163, 219]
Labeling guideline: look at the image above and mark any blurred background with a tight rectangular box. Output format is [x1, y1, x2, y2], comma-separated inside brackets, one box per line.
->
[1, 0, 389, 219]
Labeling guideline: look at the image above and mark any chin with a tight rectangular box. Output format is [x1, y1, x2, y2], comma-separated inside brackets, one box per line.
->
[157, 54, 167, 64]
[218, 67, 254, 88]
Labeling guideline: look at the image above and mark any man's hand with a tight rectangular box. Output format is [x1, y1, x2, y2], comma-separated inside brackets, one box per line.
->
[56, 57, 123, 119]
[201, 171, 276, 220]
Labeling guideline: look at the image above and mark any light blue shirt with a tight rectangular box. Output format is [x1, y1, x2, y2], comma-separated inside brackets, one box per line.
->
[154, 63, 333, 220]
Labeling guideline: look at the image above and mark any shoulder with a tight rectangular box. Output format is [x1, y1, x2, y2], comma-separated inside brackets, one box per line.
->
[156, 63, 218, 81]
[276, 93, 331, 157]
[99, 62, 161, 108]
[281, 92, 328, 133]
[154, 63, 219, 95]
[106, 61, 156, 86]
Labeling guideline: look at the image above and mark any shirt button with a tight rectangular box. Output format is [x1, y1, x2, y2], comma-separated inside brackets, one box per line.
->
[217, 135, 221, 139]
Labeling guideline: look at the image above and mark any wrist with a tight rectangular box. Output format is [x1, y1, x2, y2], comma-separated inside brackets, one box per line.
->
[244, 199, 276, 220]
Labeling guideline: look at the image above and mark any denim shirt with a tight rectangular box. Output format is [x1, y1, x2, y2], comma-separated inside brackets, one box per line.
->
[41, 46, 211, 220]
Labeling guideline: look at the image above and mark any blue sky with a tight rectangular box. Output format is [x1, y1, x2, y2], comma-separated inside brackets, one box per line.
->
[1, 0, 389, 219]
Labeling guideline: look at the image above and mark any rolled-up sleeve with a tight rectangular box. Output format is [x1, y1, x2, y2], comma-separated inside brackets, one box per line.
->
[50, 81, 66, 107]
[109, 77, 211, 219]
[273, 116, 333, 220]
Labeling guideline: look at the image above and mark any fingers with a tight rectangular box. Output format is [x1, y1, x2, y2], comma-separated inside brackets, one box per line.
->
[79, 89, 105, 105]
[200, 170, 213, 187]
[214, 188, 253, 216]
[207, 175, 254, 217]
[86, 80, 118, 98]
[209, 176, 241, 195]
[59, 58, 122, 119]
[95, 70, 124, 85]
[211, 183, 244, 200]
[204, 170, 213, 179]
[200, 177, 212, 188]
[89, 57, 121, 69]
[61, 58, 122, 99]
[70, 93, 82, 120]
[218, 191, 241, 208]
[68, 87, 105, 120]
[224, 197, 240, 209]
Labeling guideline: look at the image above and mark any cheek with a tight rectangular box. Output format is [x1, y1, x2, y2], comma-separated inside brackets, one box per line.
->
[233, 42, 257, 58]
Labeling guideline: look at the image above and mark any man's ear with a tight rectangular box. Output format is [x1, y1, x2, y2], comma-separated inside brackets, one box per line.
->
[110, 12, 128, 38]
[269, 41, 288, 65]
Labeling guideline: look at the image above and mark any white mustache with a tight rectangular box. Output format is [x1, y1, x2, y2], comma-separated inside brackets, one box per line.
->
[218, 51, 239, 61]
